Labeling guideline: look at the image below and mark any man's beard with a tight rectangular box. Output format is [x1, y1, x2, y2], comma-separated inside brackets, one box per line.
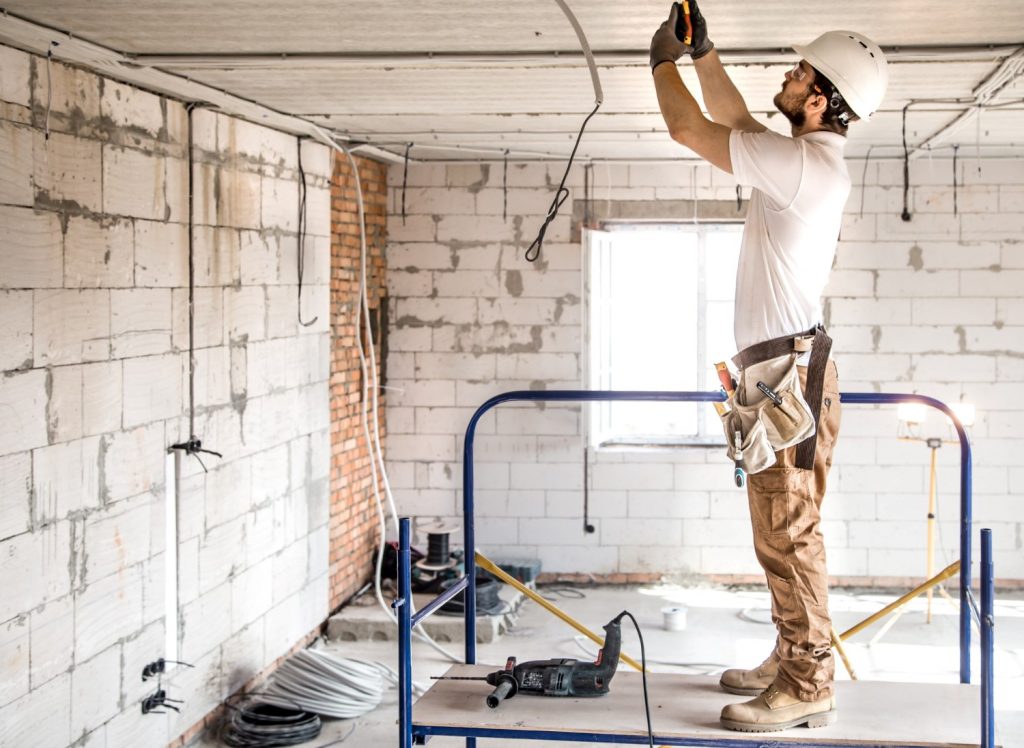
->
[774, 89, 809, 128]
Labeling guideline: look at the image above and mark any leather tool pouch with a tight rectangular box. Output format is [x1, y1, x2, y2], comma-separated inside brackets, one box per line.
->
[719, 352, 816, 476]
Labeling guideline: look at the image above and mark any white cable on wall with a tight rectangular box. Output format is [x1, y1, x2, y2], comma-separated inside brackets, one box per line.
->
[312, 128, 460, 664]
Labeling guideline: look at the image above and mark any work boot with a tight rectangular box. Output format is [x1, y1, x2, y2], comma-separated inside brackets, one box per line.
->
[720, 684, 837, 732]
[718, 652, 778, 696]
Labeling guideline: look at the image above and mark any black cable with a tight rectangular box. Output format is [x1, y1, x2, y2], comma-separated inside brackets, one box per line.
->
[296, 139, 317, 327]
[525, 100, 601, 262]
[169, 104, 221, 473]
[582, 446, 595, 533]
[900, 102, 912, 222]
[502, 149, 509, 222]
[952, 144, 960, 216]
[220, 700, 322, 747]
[540, 586, 585, 601]
[617, 611, 654, 748]
[401, 142, 412, 225]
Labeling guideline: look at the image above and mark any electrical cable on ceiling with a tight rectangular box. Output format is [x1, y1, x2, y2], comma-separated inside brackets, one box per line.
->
[525, 0, 604, 262]
[296, 137, 318, 327]
[170, 103, 221, 471]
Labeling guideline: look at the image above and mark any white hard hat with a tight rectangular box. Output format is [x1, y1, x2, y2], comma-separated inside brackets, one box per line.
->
[793, 30, 888, 120]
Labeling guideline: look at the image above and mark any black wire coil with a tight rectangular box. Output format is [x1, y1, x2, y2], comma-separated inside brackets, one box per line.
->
[220, 701, 322, 747]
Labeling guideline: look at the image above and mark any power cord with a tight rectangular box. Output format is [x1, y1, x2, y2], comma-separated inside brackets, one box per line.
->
[572, 636, 729, 675]
[615, 611, 655, 748]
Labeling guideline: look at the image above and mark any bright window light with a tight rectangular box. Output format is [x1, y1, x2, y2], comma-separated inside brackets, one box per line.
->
[586, 223, 742, 447]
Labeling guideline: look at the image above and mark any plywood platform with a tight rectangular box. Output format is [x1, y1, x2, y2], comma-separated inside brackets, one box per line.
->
[414, 664, 992, 747]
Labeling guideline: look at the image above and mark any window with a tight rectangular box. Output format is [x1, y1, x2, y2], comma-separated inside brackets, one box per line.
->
[585, 223, 742, 447]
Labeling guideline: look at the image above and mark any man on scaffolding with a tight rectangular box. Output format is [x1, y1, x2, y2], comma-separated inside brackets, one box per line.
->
[649, 2, 888, 733]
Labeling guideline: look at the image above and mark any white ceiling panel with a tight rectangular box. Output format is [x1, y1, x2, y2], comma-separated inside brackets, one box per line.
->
[2, 0, 1022, 161]
[6, 1, 1024, 53]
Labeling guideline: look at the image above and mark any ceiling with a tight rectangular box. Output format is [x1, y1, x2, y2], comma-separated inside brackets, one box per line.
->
[2, 1, 1023, 161]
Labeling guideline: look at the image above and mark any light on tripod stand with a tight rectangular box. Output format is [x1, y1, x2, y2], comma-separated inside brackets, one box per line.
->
[946, 402, 976, 429]
[897, 403, 927, 439]
[892, 399, 975, 627]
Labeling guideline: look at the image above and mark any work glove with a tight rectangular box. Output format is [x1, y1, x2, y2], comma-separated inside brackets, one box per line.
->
[650, 4, 691, 70]
[686, 0, 715, 59]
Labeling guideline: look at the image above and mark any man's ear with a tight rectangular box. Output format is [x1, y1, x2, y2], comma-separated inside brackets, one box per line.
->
[805, 91, 828, 118]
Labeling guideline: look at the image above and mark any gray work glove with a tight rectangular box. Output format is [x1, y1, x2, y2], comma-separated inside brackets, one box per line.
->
[650, 4, 691, 70]
[686, 0, 715, 60]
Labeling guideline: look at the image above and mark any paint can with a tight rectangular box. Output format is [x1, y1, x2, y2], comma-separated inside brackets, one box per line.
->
[661, 605, 687, 631]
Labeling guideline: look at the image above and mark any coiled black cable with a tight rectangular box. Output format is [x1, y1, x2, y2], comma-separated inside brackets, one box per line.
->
[220, 700, 321, 747]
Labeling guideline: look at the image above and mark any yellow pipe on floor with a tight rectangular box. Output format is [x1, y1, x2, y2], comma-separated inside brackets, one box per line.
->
[474, 551, 645, 673]
[839, 560, 961, 641]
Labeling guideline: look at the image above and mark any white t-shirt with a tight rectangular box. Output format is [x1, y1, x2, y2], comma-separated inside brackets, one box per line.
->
[729, 129, 850, 352]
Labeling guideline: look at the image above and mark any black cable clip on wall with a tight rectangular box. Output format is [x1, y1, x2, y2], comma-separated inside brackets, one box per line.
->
[141, 689, 185, 715]
[140, 658, 193, 715]
[169, 438, 223, 473]
[142, 658, 195, 681]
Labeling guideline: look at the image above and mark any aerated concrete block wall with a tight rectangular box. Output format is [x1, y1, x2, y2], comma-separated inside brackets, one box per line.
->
[0, 46, 331, 747]
[384, 157, 1024, 584]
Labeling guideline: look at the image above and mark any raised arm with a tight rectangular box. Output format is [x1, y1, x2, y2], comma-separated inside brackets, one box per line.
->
[694, 50, 766, 133]
[682, 0, 766, 133]
[649, 12, 733, 174]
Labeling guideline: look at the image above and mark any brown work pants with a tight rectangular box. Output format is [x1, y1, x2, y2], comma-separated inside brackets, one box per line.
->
[745, 360, 841, 702]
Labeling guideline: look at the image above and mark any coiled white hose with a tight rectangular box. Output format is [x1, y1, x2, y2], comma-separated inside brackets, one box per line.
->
[262, 650, 425, 719]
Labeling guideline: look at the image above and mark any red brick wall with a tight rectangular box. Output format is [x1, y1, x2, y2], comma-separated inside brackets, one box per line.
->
[329, 153, 389, 609]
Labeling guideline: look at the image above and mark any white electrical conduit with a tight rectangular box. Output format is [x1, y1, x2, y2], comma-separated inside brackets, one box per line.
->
[552, 0, 603, 106]
[310, 126, 461, 664]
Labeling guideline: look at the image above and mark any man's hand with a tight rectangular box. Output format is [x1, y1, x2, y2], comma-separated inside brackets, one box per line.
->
[650, 5, 691, 70]
[686, 0, 715, 60]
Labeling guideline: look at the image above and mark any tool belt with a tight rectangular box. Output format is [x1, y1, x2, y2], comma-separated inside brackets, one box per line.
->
[722, 324, 833, 473]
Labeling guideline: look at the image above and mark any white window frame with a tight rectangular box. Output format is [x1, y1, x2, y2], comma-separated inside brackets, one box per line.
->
[584, 221, 742, 449]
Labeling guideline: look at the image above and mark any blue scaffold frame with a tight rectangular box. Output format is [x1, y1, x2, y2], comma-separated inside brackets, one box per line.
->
[394, 390, 996, 748]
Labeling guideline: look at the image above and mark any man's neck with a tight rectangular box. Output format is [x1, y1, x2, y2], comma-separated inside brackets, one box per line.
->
[791, 120, 823, 138]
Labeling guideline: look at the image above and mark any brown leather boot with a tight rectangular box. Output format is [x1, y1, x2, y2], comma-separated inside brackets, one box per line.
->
[720, 684, 837, 732]
[718, 652, 779, 696]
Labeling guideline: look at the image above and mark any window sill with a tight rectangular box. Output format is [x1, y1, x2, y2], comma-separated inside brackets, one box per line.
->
[594, 437, 725, 452]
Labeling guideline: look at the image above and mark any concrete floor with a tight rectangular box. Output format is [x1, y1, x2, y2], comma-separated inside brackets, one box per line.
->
[203, 583, 1024, 747]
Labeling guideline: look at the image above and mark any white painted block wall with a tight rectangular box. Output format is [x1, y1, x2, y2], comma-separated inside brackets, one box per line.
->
[0, 46, 331, 747]
[384, 156, 1024, 583]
